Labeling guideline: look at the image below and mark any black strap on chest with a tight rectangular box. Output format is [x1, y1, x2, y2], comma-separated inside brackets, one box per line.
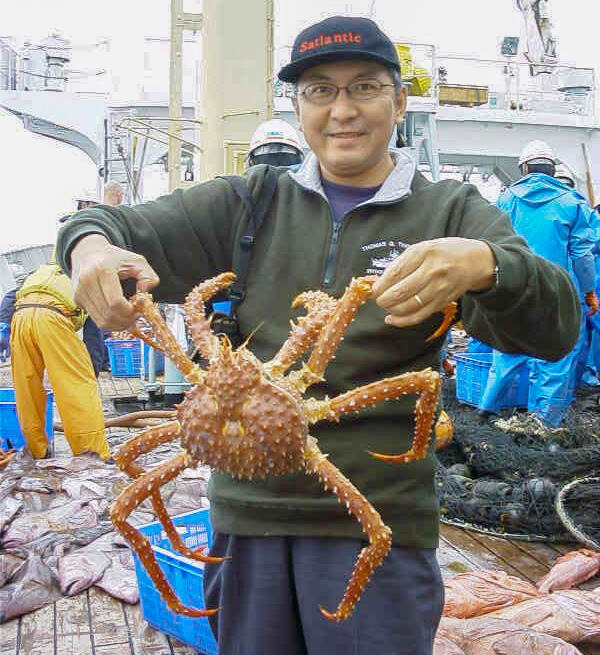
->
[217, 167, 279, 308]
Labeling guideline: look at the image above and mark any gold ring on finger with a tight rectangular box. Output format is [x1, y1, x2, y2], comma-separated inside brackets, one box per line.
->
[414, 293, 425, 308]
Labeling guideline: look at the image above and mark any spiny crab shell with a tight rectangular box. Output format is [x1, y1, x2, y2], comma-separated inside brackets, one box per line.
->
[178, 339, 308, 478]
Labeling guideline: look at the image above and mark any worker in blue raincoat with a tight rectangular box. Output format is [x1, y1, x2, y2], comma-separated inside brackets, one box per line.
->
[553, 164, 600, 389]
[582, 237, 600, 385]
[479, 141, 598, 426]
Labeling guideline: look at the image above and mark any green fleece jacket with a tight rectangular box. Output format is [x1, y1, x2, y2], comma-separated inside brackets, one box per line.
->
[57, 150, 580, 548]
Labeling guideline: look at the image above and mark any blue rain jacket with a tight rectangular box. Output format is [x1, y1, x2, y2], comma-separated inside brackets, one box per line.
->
[497, 173, 596, 291]
[480, 175, 595, 425]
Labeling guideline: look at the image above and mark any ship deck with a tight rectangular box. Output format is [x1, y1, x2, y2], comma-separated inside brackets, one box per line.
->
[1, 374, 599, 655]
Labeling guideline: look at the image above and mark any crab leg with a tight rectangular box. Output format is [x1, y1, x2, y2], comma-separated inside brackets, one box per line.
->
[303, 368, 442, 464]
[131, 293, 203, 383]
[114, 421, 182, 479]
[127, 318, 164, 353]
[111, 452, 218, 618]
[426, 301, 458, 342]
[287, 277, 375, 393]
[304, 436, 392, 622]
[264, 290, 338, 378]
[113, 421, 224, 565]
[184, 272, 237, 360]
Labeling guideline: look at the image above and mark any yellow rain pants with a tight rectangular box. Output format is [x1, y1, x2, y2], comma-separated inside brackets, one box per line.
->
[10, 295, 109, 460]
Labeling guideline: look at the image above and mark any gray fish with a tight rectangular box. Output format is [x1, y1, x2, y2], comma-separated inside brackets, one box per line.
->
[2, 499, 99, 550]
[61, 479, 106, 501]
[4, 448, 35, 474]
[16, 490, 55, 513]
[16, 475, 61, 494]
[34, 453, 106, 473]
[0, 553, 24, 587]
[0, 496, 22, 533]
[0, 555, 60, 622]
[167, 490, 209, 516]
[58, 550, 111, 596]
[0, 474, 19, 503]
[6, 519, 115, 559]
[95, 550, 139, 604]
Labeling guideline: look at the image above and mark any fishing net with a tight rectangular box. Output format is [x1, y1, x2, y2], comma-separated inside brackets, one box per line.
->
[437, 380, 600, 541]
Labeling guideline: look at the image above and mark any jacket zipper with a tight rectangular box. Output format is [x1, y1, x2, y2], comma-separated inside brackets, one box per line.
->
[323, 219, 343, 287]
[319, 191, 410, 288]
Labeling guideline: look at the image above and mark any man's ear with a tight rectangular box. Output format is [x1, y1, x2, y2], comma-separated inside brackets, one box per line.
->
[292, 96, 303, 132]
[395, 85, 408, 126]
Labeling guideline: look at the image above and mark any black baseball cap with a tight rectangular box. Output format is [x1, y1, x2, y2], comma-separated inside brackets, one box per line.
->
[278, 16, 400, 83]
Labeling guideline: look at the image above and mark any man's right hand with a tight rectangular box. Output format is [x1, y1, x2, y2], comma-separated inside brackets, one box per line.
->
[70, 234, 160, 329]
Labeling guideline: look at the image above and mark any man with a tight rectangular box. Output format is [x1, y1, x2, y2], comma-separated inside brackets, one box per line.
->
[247, 118, 304, 168]
[553, 163, 600, 388]
[66, 182, 125, 376]
[554, 162, 576, 189]
[479, 141, 597, 426]
[10, 263, 110, 460]
[56, 17, 579, 655]
[103, 180, 124, 206]
[0, 265, 28, 361]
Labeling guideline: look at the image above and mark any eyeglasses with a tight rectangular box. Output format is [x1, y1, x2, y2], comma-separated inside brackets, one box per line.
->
[297, 80, 396, 105]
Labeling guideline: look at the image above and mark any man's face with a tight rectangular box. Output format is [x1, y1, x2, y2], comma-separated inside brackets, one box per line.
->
[293, 60, 406, 186]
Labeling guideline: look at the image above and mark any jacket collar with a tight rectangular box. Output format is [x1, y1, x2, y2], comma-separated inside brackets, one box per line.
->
[288, 147, 416, 205]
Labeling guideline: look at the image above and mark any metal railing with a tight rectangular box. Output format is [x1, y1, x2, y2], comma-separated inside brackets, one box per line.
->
[274, 43, 596, 120]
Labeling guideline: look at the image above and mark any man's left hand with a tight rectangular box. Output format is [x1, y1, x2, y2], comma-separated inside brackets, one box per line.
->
[371, 238, 496, 329]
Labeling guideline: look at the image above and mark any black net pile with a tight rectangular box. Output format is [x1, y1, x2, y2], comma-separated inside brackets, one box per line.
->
[436, 380, 600, 541]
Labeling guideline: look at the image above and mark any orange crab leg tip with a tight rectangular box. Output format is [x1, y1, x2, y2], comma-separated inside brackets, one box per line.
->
[319, 606, 341, 622]
[193, 548, 231, 564]
[425, 301, 458, 343]
[368, 450, 406, 463]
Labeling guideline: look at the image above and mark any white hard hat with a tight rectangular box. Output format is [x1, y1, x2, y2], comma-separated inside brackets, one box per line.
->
[74, 186, 100, 203]
[518, 140, 556, 167]
[554, 163, 576, 186]
[249, 119, 302, 155]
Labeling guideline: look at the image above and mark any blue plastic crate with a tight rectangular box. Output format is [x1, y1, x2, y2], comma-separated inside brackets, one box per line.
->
[106, 339, 165, 377]
[133, 509, 217, 655]
[106, 339, 142, 377]
[0, 387, 54, 451]
[454, 352, 528, 409]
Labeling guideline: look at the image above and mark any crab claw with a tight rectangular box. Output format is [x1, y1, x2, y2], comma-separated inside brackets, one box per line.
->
[319, 605, 343, 622]
[189, 546, 231, 565]
[368, 449, 420, 464]
[426, 301, 458, 342]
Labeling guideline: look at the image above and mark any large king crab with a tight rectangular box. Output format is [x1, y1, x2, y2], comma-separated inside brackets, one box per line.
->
[111, 273, 455, 622]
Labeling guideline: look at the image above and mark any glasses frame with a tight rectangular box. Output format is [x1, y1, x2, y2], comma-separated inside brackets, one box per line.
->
[296, 79, 397, 105]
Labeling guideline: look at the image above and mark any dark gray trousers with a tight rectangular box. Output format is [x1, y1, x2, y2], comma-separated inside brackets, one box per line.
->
[203, 533, 444, 655]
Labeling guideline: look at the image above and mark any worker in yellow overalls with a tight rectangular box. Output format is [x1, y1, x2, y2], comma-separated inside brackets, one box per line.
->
[10, 264, 109, 460]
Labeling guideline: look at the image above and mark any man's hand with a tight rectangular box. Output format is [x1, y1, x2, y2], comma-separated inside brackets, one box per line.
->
[371, 238, 496, 329]
[70, 234, 160, 329]
[585, 290, 599, 317]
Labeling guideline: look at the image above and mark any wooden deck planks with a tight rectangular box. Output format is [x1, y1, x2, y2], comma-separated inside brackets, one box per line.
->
[19, 604, 54, 655]
[87, 587, 132, 651]
[123, 603, 172, 655]
[440, 524, 530, 578]
[54, 594, 92, 655]
[0, 616, 19, 655]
